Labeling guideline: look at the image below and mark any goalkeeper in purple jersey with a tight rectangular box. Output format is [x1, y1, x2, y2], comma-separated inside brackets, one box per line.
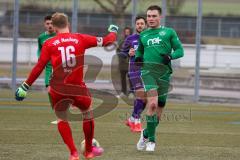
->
[120, 16, 147, 132]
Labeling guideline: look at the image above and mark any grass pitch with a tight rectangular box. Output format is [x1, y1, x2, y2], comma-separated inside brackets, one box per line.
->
[0, 89, 240, 160]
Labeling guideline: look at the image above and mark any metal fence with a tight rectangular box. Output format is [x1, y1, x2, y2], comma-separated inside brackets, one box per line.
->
[0, 0, 240, 41]
[1, 12, 240, 41]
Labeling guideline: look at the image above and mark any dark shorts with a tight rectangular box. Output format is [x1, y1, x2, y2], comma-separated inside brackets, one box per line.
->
[128, 71, 144, 91]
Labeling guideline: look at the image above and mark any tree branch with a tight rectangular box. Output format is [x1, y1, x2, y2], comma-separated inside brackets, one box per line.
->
[93, 0, 114, 13]
[123, 0, 131, 12]
[106, 0, 115, 7]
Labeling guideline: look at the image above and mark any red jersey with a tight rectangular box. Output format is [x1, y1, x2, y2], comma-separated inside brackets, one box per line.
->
[25, 32, 116, 87]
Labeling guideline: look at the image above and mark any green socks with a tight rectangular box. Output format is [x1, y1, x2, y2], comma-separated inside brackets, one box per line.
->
[145, 114, 159, 142]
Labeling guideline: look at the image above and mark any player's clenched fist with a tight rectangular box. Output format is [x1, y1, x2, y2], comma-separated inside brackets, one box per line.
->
[128, 48, 135, 57]
[15, 82, 29, 101]
[108, 24, 119, 33]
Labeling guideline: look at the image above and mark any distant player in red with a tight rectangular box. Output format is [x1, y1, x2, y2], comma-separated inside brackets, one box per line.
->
[15, 12, 118, 160]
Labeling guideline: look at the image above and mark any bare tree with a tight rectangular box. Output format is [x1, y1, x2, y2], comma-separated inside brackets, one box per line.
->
[167, 0, 186, 15]
[93, 0, 131, 26]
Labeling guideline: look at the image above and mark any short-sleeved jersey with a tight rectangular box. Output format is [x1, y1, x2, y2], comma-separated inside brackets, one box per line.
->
[135, 26, 184, 72]
[25, 32, 116, 87]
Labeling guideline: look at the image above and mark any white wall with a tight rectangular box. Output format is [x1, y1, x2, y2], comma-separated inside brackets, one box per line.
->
[1, 38, 240, 68]
[180, 44, 240, 68]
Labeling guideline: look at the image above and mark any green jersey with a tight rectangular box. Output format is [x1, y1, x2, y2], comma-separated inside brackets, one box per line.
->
[37, 32, 56, 86]
[135, 26, 184, 73]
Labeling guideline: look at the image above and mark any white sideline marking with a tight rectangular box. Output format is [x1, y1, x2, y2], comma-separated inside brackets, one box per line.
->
[50, 120, 58, 124]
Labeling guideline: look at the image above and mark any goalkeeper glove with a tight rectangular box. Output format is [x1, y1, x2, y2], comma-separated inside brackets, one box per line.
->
[135, 57, 143, 67]
[15, 82, 29, 101]
[162, 54, 172, 65]
[108, 24, 119, 33]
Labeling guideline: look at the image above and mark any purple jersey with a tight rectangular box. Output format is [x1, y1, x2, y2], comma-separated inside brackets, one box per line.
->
[120, 34, 143, 90]
[120, 34, 140, 72]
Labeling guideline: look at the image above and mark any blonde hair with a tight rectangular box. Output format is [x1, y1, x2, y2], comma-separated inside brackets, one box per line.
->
[51, 12, 68, 29]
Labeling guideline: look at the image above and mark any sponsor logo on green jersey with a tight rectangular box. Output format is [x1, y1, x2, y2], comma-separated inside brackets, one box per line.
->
[147, 37, 162, 46]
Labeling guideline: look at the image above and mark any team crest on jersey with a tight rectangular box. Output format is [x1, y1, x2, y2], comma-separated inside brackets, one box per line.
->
[159, 31, 166, 36]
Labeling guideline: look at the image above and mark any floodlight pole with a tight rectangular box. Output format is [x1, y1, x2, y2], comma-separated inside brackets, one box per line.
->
[161, 0, 167, 26]
[194, 0, 202, 102]
[131, 0, 137, 31]
[71, 0, 78, 33]
[12, 0, 19, 91]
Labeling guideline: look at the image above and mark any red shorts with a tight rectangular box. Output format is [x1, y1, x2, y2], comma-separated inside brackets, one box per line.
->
[49, 83, 92, 111]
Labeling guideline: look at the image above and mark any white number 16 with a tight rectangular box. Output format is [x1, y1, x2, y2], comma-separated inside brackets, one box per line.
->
[58, 46, 76, 67]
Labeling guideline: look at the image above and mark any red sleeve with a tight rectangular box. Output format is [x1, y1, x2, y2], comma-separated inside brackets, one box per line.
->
[81, 34, 97, 49]
[82, 32, 117, 49]
[102, 32, 117, 46]
[25, 44, 51, 86]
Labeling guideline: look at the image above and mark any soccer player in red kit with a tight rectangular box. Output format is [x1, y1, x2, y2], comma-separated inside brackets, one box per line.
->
[15, 12, 118, 160]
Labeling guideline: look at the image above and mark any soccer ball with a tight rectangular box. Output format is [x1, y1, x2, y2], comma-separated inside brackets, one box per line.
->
[80, 138, 100, 153]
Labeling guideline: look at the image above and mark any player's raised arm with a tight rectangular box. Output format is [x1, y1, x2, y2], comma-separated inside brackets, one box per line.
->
[15, 44, 51, 101]
[82, 24, 118, 49]
[102, 24, 118, 46]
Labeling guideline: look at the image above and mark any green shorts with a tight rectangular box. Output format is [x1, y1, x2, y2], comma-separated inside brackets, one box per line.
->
[141, 69, 171, 106]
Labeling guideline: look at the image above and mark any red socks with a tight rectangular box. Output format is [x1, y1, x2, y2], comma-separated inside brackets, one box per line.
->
[83, 119, 94, 152]
[58, 121, 77, 155]
[57, 118, 95, 154]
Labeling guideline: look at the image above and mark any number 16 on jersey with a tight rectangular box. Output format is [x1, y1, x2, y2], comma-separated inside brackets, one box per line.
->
[58, 46, 76, 68]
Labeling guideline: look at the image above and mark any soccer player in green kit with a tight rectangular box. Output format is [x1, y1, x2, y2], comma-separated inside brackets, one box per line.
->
[37, 15, 57, 124]
[37, 15, 56, 88]
[135, 5, 184, 151]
